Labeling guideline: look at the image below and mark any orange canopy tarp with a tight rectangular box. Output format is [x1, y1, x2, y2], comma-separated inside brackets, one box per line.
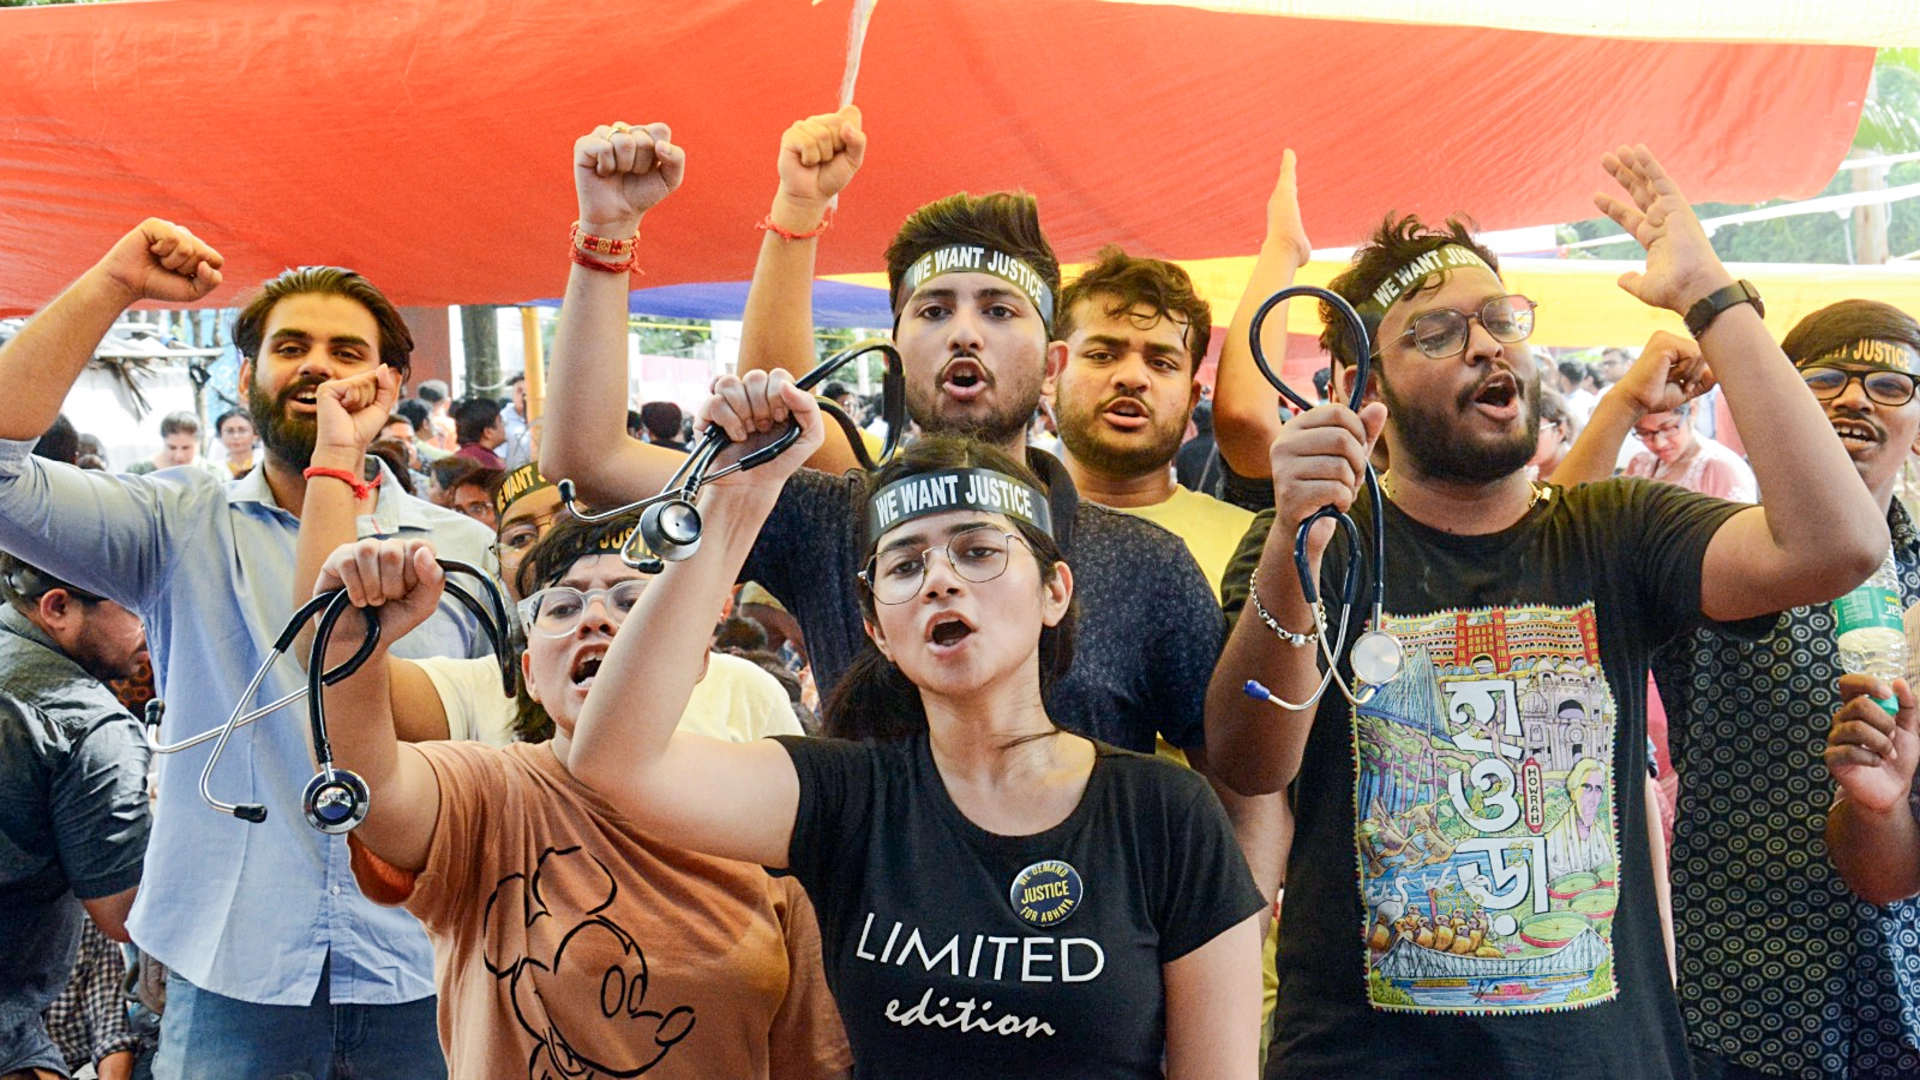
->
[0, 0, 1875, 315]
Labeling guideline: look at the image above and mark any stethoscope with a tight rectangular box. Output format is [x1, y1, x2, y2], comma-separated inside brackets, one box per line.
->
[558, 339, 905, 567]
[1241, 286, 1404, 710]
[145, 560, 515, 833]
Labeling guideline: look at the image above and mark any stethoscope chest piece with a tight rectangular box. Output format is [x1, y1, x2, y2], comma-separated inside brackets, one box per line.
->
[640, 499, 703, 562]
[1350, 629, 1405, 689]
[302, 769, 370, 835]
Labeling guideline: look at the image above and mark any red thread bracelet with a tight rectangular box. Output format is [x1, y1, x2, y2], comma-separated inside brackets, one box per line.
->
[569, 245, 639, 275]
[303, 466, 382, 502]
[757, 209, 832, 242]
[570, 222, 639, 257]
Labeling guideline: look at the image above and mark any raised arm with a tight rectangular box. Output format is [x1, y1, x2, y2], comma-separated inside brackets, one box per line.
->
[313, 538, 451, 872]
[290, 369, 451, 742]
[1594, 145, 1885, 619]
[541, 122, 704, 508]
[736, 107, 868, 475]
[1825, 673, 1920, 905]
[0, 220, 222, 440]
[569, 373, 825, 867]
[1213, 150, 1314, 483]
[1205, 403, 1387, 796]
[1553, 330, 1709, 487]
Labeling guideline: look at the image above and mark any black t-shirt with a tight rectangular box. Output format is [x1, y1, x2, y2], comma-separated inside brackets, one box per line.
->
[1219, 479, 1757, 1078]
[741, 450, 1223, 752]
[775, 732, 1265, 1079]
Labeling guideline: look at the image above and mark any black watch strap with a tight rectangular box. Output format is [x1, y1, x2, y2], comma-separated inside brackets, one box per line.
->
[1683, 279, 1764, 338]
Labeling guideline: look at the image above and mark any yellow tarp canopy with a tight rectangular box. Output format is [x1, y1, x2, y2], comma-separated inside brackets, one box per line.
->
[833, 258, 1920, 349]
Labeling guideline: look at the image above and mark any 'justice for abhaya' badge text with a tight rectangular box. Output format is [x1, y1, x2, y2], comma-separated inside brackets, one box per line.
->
[1009, 860, 1084, 928]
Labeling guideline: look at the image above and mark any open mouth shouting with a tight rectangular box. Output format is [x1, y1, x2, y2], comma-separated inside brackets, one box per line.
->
[1464, 370, 1520, 424]
[1100, 395, 1151, 432]
[569, 646, 608, 691]
[1830, 414, 1883, 455]
[925, 612, 977, 656]
[285, 381, 324, 415]
[940, 358, 991, 404]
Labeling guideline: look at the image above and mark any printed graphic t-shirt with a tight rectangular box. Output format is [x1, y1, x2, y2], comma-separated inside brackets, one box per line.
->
[351, 741, 850, 1080]
[776, 732, 1265, 1079]
[1220, 478, 1755, 1078]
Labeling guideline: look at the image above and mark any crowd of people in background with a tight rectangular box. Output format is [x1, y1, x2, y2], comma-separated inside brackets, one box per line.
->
[3, 103, 1920, 1080]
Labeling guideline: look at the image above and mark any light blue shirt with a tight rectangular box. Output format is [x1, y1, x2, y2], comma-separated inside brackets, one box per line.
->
[0, 439, 494, 1005]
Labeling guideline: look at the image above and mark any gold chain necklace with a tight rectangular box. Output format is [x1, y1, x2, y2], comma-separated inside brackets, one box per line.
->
[1380, 471, 1544, 511]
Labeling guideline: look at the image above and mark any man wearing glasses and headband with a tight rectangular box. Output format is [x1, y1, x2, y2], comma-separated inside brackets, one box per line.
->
[1208, 147, 1889, 1076]
[1553, 300, 1920, 1079]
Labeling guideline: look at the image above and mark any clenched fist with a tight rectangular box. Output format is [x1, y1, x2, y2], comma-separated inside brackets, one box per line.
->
[574, 122, 686, 240]
[98, 219, 224, 304]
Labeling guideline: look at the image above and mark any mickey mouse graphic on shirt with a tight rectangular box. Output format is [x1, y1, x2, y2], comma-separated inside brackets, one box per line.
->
[484, 846, 696, 1078]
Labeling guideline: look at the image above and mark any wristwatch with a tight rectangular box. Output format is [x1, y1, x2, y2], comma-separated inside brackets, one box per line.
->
[1683, 279, 1763, 338]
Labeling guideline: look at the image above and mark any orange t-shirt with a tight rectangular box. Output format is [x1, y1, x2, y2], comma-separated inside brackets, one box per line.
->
[351, 740, 849, 1080]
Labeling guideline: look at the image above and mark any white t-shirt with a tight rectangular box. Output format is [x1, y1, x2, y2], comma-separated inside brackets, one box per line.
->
[416, 650, 803, 746]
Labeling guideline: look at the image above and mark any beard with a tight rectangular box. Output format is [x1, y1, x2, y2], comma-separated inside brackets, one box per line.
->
[904, 363, 1040, 449]
[1381, 370, 1539, 484]
[1054, 390, 1186, 478]
[248, 376, 324, 470]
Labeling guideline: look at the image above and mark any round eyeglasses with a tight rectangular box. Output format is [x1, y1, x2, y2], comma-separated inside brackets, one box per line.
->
[860, 526, 1028, 606]
[516, 580, 647, 637]
[1382, 295, 1537, 360]
[1800, 365, 1918, 408]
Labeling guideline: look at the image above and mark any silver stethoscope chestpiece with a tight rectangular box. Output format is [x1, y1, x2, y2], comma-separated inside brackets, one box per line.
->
[1351, 629, 1405, 688]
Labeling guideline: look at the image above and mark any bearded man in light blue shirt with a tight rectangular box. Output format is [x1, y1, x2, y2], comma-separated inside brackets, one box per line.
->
[0, 219, 493, 1080]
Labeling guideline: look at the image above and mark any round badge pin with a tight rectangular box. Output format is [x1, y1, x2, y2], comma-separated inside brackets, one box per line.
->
[1009, 859, 1084, 928]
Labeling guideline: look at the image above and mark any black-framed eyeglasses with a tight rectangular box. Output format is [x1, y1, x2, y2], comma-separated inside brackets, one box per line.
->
[1380, 295, 1537, 360]
[1799, 365, 1919, 408]
[859, 525, 1030, 606]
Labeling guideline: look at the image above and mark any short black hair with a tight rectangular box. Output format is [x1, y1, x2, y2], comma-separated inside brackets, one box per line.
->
[507, 372, 526, 387]
[1320, 213, 1500, 369]
[640, 401, 683, 443]
[883, 192, 1060, 330]
[394, 398, 431, 432]
[626, 409, 645, 438]
[1055, 246, 1212, 370]
[32, 414, 78, 465]
[232, 267, 414, 380]
[214, 408, 253, 434]
[452, 398, 504, 445]
[1556, 359, 1591, 386]
[1781, 299, 1920, 366]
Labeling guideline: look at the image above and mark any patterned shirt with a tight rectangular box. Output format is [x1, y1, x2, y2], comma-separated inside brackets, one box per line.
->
[1653, 500, 1920, 1078]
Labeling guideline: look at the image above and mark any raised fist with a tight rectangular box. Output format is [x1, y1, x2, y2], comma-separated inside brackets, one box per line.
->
[98, 219, 224, 304]
[313, 366, 402, 461]
[574, 122, 686, 238]
[773, 106, 866, 220]
[1607, 329, 1713, 421]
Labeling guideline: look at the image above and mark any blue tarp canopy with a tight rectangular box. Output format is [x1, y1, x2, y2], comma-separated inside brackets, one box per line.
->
[527, 280, 892, 329]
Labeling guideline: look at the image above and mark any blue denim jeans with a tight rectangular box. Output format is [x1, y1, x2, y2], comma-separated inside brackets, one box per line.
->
[151, 965, 442, 1080]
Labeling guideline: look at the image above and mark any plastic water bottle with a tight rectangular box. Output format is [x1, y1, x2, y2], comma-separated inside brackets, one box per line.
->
[1834, 549, 1907, 713]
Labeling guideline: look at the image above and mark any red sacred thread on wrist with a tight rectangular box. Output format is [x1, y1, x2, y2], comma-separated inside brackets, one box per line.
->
[568, 245, 640, 274]
[303, 466, 381, 502]
[570, 222, 639, 257]
[757, 209, 832, 242]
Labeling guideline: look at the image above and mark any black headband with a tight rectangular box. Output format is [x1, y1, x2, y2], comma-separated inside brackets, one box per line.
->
[1365, 243, 1498, 314]
[894, 245, 1056, 328]
[1806, 339, 1920, 372]
[868, 468, 1053, 544]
